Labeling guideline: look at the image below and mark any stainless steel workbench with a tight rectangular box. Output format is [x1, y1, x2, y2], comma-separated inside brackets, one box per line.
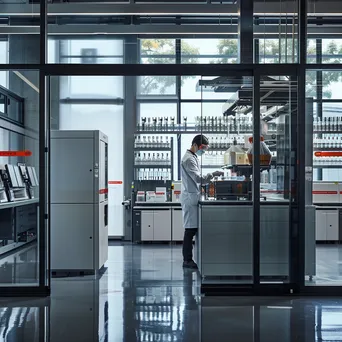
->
[196, 201, 316, 282]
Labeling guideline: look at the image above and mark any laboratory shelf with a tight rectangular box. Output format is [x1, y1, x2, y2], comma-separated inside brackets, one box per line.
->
[134, 147, 171, 151]
[134, 165, 172, 169]
[201, 165, 224, 169]
[313, 164, 342, 168]
[135, 129, 277, 135]
[314, 131, 342, 134]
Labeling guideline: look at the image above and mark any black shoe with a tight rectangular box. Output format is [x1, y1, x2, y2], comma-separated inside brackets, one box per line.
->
[183, 260, 198, 269]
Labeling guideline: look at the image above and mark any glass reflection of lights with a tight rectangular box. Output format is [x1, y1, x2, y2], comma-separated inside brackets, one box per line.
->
[315, 306, 342, 341]
[135, 287, 186, 342]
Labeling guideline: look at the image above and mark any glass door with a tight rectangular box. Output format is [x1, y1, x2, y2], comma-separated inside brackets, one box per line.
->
[256, 72, 299, 293]
[198, 73, 256, 292]
[197, 71, 301, 294]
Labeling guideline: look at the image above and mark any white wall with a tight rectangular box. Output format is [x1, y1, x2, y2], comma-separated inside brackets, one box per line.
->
[59, 103, 124, 237]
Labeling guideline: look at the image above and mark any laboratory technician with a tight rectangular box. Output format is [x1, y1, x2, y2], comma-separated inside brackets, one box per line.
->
[181, 134, 223, 269]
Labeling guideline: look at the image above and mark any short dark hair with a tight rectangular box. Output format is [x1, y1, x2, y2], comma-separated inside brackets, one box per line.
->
[192, 134, 209, 147]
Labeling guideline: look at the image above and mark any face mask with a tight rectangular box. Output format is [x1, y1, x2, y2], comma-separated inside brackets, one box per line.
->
[196, 149, 205, 156]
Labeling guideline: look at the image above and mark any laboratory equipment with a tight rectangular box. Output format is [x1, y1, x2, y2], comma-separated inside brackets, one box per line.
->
[51, 130, 108, 274]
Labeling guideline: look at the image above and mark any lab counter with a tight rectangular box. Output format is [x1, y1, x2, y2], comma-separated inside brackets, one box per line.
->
[196, 202, 316, 282]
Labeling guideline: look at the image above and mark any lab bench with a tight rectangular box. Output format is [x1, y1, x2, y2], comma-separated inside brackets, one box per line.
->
[0, 199, 39, 256]
[196, 201, 316, 282]
[133, 203, 182, 242]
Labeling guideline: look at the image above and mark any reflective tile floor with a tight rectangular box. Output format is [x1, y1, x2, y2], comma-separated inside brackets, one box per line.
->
[0, 243, 342, 341]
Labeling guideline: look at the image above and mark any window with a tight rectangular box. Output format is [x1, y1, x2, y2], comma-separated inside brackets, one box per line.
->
[140, 39, 176, 64]
[58, 39, 124, 64]
[0, 41, 8, 88]
[258, 39, 298, 64]
[181, 76, 235, 100]
[321, 39, 342, 64]
[60, 76, 124, 99]
[181, 39, 238, 64]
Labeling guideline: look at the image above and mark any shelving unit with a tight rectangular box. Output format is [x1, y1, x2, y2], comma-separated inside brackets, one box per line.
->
[134, 137, 174, 181]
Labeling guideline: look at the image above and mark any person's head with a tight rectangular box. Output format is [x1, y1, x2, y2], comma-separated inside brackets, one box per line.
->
[191, 134, 209, 156]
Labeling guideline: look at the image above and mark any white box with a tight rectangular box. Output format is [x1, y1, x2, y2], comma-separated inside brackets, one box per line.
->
[146, 191, 156, 202]
[136, 191, 145, 202]
[155, 187, 167, 202]
[172, 181, 182, 202]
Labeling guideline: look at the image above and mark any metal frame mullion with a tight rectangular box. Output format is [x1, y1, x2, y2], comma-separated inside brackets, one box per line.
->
[316, 39, 323, 181]
[176, 38, 181, 180]
[298, 0, 307, 292]
[38, 0, 48, 291]
[253, 70, 261, 289]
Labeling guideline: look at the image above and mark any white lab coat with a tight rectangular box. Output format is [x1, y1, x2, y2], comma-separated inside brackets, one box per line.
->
[181, 150, 211, 229]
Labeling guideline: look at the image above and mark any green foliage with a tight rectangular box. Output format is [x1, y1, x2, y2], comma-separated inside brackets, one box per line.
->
[140, 38, 342, 99]
[140, 39, 199, 94]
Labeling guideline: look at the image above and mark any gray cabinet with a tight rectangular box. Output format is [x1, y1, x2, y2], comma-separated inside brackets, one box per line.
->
[141, 209, 171, 241]
[316, 209, 339, 241]
[141, 211, 154, 241]
[154, 210, 171, 241]
[172, 208, 184, 241]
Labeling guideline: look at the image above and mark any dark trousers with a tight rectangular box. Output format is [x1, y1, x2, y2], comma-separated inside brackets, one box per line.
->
[182, 228, 198, 262]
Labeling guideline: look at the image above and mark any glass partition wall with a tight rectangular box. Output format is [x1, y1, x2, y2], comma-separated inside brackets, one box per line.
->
[4, 0, 342, 296]
[197, 73, 301, 293]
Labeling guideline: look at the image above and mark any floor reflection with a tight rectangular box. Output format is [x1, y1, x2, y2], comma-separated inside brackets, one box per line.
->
[0, 244, 38, 285]
[0, 244, 341, 341]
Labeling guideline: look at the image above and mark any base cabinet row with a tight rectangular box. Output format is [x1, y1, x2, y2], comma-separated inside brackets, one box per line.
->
[135, 208, 184, 242]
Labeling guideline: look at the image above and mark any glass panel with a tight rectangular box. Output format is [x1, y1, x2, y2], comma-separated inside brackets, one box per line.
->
[306, 70, 342, 286]
[60, 76, 123, 99]
[255, 0, 299, 64]
[181, 39, 238, 64]
[140, 39, 176, 61]
[198, 75, 254, 286]
[181, 76, 234, 100]
[56, 76, 125, 238]
[307, 39, 317, 64]
[48, 38, 124, 64]
[258, 39, 298, 64]
[259, 75, 298, 284]
[138, 76, 177, 96]
[0, 70, 40, 286]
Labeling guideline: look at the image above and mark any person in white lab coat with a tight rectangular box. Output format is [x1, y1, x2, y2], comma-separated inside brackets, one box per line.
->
[181, 134, 223, 269]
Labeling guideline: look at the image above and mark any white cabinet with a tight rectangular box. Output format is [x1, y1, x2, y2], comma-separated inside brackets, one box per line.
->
[172, 209, 184, 241]
[141, 211, 154, 241]
[154, 210, 171, 241]
[141, 209, 171, 241]
[316, 209, 339, 241]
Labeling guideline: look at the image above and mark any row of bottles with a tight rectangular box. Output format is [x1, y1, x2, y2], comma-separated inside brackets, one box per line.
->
[313, 156, 342, 165]
[313, 116, 342, 132]
[137, 117, 176, 131]
[135, 153, 171, 166]
[135, 136, 171, 149]
[136, 169, 171, 181]
[314, 136, 342, 149]
[137, 116, 278, 132]
[209, 135, 245, 149]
